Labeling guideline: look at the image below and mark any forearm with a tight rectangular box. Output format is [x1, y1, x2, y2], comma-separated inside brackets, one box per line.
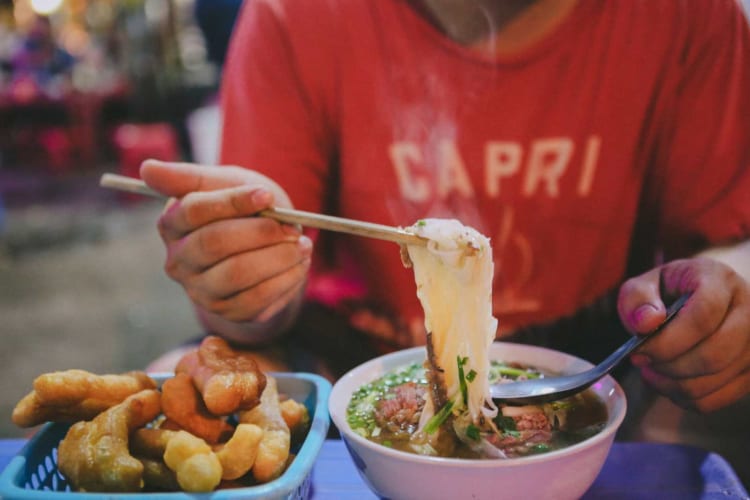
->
[195, 287, 306, 347]
[695, 239, 750, 282]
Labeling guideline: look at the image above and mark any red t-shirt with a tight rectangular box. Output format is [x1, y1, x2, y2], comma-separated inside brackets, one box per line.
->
[221, 0, 750, 346]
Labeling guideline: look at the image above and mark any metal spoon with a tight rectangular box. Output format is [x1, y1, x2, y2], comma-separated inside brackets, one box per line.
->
[490, 294, 690, 405]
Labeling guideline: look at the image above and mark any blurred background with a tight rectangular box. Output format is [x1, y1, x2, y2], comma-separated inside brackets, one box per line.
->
[0, 0, 232, 439]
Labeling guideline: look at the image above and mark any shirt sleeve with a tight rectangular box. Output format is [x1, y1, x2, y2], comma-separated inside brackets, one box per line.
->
[650, 0, 750, 258]
[219, 0, 337, 213]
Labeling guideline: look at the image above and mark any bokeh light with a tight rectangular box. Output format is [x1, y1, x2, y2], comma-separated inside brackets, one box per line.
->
[30, 0, 64, 16]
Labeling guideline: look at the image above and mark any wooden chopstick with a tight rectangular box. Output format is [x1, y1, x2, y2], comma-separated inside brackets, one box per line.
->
[99, 173, 426, 246]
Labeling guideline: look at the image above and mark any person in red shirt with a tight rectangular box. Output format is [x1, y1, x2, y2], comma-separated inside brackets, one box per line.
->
[142, 0, 750, 417]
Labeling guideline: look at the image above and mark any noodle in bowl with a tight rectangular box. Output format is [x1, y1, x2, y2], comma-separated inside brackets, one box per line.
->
[329, 343, 627, 500]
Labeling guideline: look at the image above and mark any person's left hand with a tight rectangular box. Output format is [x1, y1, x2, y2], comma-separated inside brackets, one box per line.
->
[617, 257, 750, 412]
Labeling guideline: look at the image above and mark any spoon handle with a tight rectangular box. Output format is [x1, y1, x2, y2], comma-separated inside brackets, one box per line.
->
[590, 293, 690, 379]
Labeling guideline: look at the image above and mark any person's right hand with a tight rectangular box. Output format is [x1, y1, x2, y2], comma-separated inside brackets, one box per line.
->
[140, 160, 313, 330]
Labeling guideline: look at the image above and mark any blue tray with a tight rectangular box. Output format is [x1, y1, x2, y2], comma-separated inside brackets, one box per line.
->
[0, 372, 331, 499]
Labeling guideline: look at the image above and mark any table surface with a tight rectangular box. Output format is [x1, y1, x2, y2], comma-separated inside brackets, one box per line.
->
[1, 439, 747, 499]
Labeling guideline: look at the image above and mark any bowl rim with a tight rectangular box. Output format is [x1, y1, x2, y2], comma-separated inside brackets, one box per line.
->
[329, 342, 627, 467]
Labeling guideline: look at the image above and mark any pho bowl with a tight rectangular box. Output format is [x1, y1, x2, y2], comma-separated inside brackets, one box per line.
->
[329, 342, 627, 500]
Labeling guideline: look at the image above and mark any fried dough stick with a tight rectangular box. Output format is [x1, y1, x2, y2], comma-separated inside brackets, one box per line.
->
[214, 423, 263, 480]
[163, 430, 222, 492]
[131, 428, 180, 492]
[239, 376, 290, 483]
[279, 398, 310, 442]
[12, 370, 156, 428]
[57, 389, 161, 492]
[139, 458, 180, 492]
[176, 336, 266, 415]
[161, 373, 234, 444]
[131, 428, 177, 459]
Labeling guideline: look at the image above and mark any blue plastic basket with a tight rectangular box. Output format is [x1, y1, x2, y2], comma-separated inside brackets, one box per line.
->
[0, 372, 331, 499]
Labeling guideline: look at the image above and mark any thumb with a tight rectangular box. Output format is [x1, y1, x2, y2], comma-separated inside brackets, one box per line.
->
[617, 268, 667, 335]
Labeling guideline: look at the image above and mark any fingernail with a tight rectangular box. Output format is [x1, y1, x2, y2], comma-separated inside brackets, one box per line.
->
[281, 223, 302, 237]
[633, 303, 659, 325]
[298, 235, 313, 254]
[630, 353, 651, 367]
[251, 189, 272, 206]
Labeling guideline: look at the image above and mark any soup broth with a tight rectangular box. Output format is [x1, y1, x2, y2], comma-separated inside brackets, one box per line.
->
[347, 361, 608, 459]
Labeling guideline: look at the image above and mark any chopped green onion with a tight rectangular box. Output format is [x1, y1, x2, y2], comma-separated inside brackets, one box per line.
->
[424, 400, 454, 435]
[466, 424, 480, 441]
[529, 443, 550, 454]
[466, 369, 477, 382]
[417, 220, 427, 226]
[493, 415, 517, 432]
[494, 364, 541, 379]
[457, 356, 468, 405]
[549, 400, 575, 411]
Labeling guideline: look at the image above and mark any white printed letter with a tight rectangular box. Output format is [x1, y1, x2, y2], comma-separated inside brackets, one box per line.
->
[438, 140, 475, 198]
[485, 141, 522, 197]
[577, 135, 601, 197]
[389, 142, 430, 202]
[523, 138, 573, 197]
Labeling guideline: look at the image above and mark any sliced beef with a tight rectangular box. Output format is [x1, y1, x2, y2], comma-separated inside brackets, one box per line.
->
[373, 382, 427, 434]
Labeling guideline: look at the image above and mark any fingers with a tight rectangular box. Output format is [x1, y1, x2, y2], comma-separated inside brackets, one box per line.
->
[621, 257, 750, 412]
[184, 239, 312, 302]
[142, 163, 312, 325]
[255, 279, 308, 323]
[193, 255, 312, 323]
[166, 218, 300, 275]
[640, 358, 750, 413]
[158, 186, 274, 241]
[636, 260, 734, 364]
[692, 367, 750, 412]
[645, 302, 746, 378]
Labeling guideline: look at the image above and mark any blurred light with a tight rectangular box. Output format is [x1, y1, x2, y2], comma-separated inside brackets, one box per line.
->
[85, 2, 114, 29]
[60, 25, 89, 57]
[30, 0, 64, 16]
[14, 0, 35, 28]
[144, 0, 168, 25]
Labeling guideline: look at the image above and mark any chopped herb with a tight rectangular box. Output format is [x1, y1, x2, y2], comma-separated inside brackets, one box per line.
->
[490, 362, 542, 380]
[417, 220, 427, 226]
[466, 424, 480, 441]
[493, 415, 517, 432]
[549, 400, 574, 411]
[466, 369, 477, 382]
[424, 400, 454, 435]
[529, 443, 550, 454]
[383, 440, 393, 448]
[346, 362, 425, 436]
[457, 356, 468, 405]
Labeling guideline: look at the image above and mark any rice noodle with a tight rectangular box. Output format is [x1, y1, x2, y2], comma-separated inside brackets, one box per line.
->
[405, 219, 498, 424]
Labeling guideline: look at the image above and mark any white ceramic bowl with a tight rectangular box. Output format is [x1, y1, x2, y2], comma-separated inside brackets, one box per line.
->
[329, 342, 627, 500]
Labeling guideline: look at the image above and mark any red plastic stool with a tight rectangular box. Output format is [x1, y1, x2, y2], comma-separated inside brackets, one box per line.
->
[112, 123, 180, 179]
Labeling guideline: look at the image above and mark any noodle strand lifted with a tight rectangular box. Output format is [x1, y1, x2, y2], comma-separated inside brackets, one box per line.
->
[404, 219, 499, 429]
